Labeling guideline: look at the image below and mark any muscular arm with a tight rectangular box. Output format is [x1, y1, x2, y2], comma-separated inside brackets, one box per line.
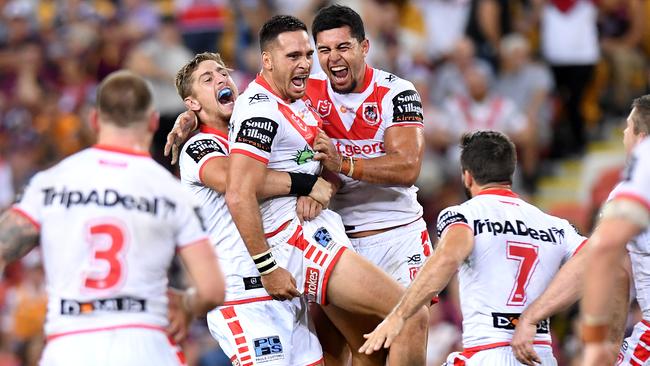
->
[359, 225, 474, 354]
[314, 126, 424, 186]
[200, 157, 291, 199]
[177, 239, 225, 315]
[0, 210, 40, 271]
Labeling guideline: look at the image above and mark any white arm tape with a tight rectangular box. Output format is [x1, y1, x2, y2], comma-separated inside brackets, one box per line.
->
[601, 198, 650, 229]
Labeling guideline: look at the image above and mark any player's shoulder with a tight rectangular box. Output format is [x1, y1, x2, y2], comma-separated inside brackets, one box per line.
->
[374, 68, 416, 92]
[234, 81, 279, 116]
[181, 132, 228, 165]
[437, 204, 472, 237]
[37, 148, 94, 178]
[634, 137, 650, 156]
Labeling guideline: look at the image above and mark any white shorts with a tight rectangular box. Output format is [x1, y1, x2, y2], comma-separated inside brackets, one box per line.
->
[349, 218, 432, 286]
[267, 209, 351, 305]
[40, 325, 185, 366]
[444, 344, 557, 366]
[617, 319, 650, 365]
[207, 297, 322, 366]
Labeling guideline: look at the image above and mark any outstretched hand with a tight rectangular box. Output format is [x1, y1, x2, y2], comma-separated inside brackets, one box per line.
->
[164, 111, 198, 165]
[358, 313, 405, 355]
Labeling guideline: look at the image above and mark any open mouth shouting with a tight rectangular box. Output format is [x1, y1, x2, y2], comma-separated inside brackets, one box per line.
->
[290, 74, 308, 94]
[217, 87, 234, 106]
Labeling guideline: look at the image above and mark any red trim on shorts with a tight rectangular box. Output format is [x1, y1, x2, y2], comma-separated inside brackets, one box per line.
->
[93, 144, 151, 157]
[320, 247, 347, 305]
[46, 324, 166, 342]
[198, 156, 225, 184]
[230, 149, 269, 165]
[221, 306, 255, 364]
[305, 246, 316, 260]
[572, 239, 589, 257]
[319, 253, 329, 267]
[476, 188, 519, 198]
[222, 296, 274, 306]
[265, 220, 291, 239]
[632, 323, 650, 364]
[462, 340, 551, 354]
[314, 251, 323, 263]
[612, 192, 650, 212]
[167, 335, 188, 365]
[176, 237, 210, 253]
[200, 125, 230, 143]
[304, 357, 324, 366]
[10, 206, 40, 230]
[642, 319, 650, 328]
[287, 227, 309, 251]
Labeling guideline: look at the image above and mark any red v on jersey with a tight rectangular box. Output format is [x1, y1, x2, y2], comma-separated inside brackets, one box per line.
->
[306, 67, 391, 140]
[255, 74, 321, 147]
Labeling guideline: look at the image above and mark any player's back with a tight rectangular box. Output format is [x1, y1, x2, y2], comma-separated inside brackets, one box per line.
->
[436, 189, 586, 349]
[15, 146, 206, 336]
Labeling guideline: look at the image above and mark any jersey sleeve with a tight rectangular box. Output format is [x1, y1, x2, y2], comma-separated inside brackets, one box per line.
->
[229, 96, 282, 165]
[436, 205, 473, 239]
[611, 141, 650, 213]
[173, 187, 210, 249]
[560, 219, 588, 261]
[11, 172, 45, 229]
[179, 135, 228, 185]
[383, 79, 424, 128]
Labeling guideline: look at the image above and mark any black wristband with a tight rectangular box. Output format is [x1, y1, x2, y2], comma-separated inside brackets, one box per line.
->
[289, 173, 319, 196]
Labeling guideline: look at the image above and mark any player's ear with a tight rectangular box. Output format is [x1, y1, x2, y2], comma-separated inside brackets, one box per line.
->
[184, 97, 201, 112]
[89, 108, 100, 133]
[148, 110, 160, 133]
[462, 170, 473, 188]
[360, 38, 369, 56]
[262, 51, 273, 71]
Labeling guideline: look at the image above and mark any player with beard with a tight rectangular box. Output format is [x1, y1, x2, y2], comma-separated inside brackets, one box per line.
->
[174, 52, 333, 365]
[1, 71, 224, 365]
[360, 131, 588, 365]
[225, 15, 427, 365]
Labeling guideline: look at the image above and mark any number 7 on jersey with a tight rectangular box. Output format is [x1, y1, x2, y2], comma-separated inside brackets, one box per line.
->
[506, 241, 539, 306]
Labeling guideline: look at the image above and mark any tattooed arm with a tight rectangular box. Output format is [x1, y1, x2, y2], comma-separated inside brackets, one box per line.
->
[0, 210, 40, 271]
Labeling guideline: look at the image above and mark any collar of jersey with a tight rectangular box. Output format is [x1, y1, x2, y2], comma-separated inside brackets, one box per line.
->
[476, 188, 519, 198]
[199, 125, 229, 142]
[92, 144, 150, 157]
[255, 74, 294, 104]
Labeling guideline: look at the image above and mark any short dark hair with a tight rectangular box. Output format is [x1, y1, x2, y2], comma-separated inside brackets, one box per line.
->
[175, 52, 228, 99]
[259, 15, 308, 52]
[312, 5, 366, 43]
[631, 95, 650, 135]
[460, 131, 516, 185]
[97, 70, 152, 127]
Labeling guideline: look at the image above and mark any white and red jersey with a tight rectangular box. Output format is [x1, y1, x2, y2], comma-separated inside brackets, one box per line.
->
[179, 126, 269, 302]
[440, 94, 528, 140]
[305, 67, 424, 233]
[435, 189, 586, 349]
[230, 75, 322, 233]
[607, 138, 650, 319]
[11, 146, 208, 337]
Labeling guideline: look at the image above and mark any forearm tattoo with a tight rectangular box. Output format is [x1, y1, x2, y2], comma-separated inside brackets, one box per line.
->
[0, 211, 39, 266]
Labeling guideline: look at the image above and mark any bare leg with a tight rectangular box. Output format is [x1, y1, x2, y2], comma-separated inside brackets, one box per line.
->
[326, 250, 428, 365]
[310, 303, 352, 366]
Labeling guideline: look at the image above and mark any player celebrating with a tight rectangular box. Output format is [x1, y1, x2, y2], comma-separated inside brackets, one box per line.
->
[581, 96, 650, 366]
[360, 131, 587, 365]
[174, 52, 332, 365]
[0, 71, 224, 365]
[226, 15, 427, 365]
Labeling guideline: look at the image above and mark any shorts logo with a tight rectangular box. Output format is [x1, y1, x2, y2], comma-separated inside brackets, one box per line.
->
[317, 100, 332, 117]
[243, 276, 263, 290]
[407, 254, 422, 265]
[253, 336, 284, 362]
[362, 102, 379, 125]
[491, 312, 549, 334]
[409, 266, 419, 280]
[305, 267, 320, 301]
[313, 227, 332, 247]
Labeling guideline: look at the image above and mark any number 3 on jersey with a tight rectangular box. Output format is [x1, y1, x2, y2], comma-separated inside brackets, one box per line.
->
[83, 220, 128, 291]
[506, 241, 539, 306]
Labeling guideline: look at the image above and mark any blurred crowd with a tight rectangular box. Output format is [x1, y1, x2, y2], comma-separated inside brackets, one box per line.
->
[0, 0, 649, 364]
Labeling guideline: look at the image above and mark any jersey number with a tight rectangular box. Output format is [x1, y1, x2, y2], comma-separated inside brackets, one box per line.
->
[84, 222, 127, 290]
[506, 241, 539, 306]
